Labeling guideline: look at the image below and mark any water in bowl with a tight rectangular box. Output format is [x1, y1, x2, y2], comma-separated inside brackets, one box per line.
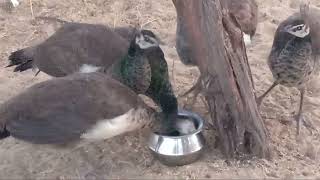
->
[156, 116, 198, 136]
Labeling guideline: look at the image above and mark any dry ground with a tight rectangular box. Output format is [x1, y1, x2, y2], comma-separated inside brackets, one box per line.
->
[0, 0, 320, 179]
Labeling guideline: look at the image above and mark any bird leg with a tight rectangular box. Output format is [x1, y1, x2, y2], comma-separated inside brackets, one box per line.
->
[180, 75, 203, 110]
[35, 70, 41, 76]
[295, 88, 305, 136]
[256, 82, 278, 107]
[294, 88, 316, 135]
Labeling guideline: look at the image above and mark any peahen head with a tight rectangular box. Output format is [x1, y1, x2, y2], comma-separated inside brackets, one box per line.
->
[284, 23, 310, 38]
[134, 30, 162, 49]
[126, 29, 161, 57]
[281, 17, 310, 38]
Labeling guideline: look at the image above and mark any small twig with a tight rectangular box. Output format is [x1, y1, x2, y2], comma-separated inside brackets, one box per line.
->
[141, 19, 158, 29]
[29, 0, 34, 19]
[200, 95, 210, 110]
[205, 122, 215, 130]
[118, 160, 134, 167]
[133, 2, 142, 28]
[113, 15, 117, 29]
[179, 75, 202, 97]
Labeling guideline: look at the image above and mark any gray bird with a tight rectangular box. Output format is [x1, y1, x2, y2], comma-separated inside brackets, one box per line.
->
[6, 20, 178, 134]
[256, 12, 318, 135]
[0, 72, 162, 144]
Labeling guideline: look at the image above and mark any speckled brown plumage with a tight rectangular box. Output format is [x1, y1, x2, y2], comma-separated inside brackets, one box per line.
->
[257, 13, 319, 135]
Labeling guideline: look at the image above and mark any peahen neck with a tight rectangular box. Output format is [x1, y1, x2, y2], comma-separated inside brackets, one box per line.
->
[108, 40, 151, 94]
[145, 48, 178, 119]
[109, 43, 178, 131]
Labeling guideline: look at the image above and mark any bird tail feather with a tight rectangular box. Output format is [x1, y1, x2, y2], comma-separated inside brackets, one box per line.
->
[0, 127, 10, 140]
[7, 49, 34, 72]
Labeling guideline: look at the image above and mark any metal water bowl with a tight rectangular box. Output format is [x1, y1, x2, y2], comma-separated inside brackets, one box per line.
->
[148, 109, 205, 166]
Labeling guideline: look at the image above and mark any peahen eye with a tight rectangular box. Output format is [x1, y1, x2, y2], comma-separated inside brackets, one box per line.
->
[144, 36, 150, 42]
[296, 26, 303, 31]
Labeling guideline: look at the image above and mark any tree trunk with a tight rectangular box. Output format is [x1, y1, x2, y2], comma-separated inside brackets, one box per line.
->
[172, 0, 270, 158]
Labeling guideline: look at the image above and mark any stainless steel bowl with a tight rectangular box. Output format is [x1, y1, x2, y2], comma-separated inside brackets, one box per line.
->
[148, 109, 205, 166]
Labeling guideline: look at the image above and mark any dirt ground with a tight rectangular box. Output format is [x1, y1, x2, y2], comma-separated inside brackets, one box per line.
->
[0, 0, 320, 179]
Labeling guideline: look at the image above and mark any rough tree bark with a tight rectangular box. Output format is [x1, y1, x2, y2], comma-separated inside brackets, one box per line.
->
[172, 0, 270, 158]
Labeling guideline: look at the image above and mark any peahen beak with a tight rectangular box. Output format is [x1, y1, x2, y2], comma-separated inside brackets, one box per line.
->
[156, 37, 166, 45]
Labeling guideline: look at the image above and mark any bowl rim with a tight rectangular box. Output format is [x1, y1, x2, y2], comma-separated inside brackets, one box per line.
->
[151, 108, 204, 139]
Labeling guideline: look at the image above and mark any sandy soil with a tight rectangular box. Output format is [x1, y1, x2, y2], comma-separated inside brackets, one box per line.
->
[0, 0, 320, 179]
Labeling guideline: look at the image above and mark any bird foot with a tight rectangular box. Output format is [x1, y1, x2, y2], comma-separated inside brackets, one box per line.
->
[294, 114, 316, 136]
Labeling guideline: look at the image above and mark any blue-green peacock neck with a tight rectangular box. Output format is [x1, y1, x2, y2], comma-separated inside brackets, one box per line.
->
[109, 42, 151, 94]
